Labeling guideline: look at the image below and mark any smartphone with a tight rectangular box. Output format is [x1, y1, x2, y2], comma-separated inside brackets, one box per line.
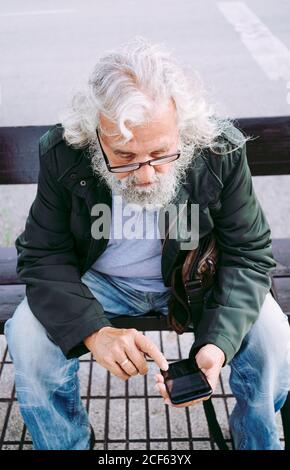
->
[160, 358, 212, 405]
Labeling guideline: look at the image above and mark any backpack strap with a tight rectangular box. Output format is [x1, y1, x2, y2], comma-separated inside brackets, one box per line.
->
[203, 398, 230, 450]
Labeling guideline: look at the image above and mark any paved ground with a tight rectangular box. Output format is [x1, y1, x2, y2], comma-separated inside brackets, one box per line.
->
[1, 0, 290, 124]
[0, 331, 285, 450]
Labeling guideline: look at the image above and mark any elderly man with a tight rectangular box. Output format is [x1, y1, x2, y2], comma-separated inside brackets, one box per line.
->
[4, 38, 290, 450]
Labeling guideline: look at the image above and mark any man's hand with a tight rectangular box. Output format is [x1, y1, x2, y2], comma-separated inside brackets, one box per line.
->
[84, 327, 169, 381]
[155, 344, 225, 408]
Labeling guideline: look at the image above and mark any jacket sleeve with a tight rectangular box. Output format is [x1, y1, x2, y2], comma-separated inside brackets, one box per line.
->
[189, 142, 277, 365]
[15, 145, 112, 358]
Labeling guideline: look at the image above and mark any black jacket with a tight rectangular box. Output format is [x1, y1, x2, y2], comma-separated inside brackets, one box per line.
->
[15, 124, 276, 363]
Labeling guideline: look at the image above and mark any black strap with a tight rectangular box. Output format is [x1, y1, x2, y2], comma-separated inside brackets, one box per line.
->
[200, 277, 278, 451]
[203, 398, 230, 450]
[201, 279, 279, 451]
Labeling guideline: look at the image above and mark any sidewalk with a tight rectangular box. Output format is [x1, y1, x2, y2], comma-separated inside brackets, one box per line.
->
[0, 331, 285, 450]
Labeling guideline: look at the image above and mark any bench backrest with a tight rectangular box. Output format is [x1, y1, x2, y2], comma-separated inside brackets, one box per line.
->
[0, 116, 290, 184]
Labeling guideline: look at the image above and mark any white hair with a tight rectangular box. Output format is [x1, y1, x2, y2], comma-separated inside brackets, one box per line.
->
[61, 37, 248, 155]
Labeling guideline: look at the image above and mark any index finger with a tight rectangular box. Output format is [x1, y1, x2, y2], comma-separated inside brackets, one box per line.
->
[134, 332, 168, 371]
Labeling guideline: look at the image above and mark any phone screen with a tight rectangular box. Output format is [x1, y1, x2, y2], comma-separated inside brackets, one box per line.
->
[160, 358, 212, 405]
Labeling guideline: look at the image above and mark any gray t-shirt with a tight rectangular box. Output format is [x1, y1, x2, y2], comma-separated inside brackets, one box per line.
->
[91, 190, 171, 293]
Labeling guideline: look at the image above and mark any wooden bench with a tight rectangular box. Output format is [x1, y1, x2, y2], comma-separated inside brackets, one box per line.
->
[0, 116, 290, 449]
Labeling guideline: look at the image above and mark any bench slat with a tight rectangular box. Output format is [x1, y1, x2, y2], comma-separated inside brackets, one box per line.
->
[271, 239, 290, 277]
[0, 285, 182, 334]
[1, 239, 289, 285]
[1, 117, 290, 184]
[0, 126, 50, 184]
[237, 116, 290, 175]
[0, 277, 289, 334]
[273, 278, 290, 315]
[0, 247, 21, 284]
[0, 285, 26, 333]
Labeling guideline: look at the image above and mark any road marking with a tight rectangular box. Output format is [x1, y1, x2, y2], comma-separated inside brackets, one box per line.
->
[217, 1, 290, 80]
[0, 10, 76, 17]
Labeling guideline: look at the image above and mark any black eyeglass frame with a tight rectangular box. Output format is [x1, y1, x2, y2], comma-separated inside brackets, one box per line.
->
[96, 128, 181, 173]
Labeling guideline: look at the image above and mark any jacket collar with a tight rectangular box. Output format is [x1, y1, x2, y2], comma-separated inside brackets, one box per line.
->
[56, 149, 96, 198]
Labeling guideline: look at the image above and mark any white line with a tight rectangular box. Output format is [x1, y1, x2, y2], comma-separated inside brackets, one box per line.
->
[0, 10, 76, 17]
[217, 1, 290, 81]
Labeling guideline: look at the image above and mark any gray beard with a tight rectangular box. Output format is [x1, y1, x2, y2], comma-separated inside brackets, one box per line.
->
[88, 141, 195, 209]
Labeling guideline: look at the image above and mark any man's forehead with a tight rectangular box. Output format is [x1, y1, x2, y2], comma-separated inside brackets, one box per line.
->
[100, 128, 176, 153]
[98, 114, 123, 140]
[99, 99, 177, 138]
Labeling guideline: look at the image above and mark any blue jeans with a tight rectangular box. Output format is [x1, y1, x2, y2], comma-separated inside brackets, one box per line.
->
[4, 269, 290, 450]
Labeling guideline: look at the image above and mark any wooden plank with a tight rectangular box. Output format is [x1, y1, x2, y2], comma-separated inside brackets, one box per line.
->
[272, 239, 290, 276]
[0, 247, 20, 284]
[1, 240, 290, 286]
[273, 277, 290, 315]
[0, 285, 25, 333]
[0, 279, 289, 334]
[0, 284, 178, 334]
[236, 116, 290, 175]
[0, 117, 290, 184]
[0, 125, 50, 184]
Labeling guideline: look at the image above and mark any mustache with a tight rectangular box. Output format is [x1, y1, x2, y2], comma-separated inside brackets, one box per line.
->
[88, 140, 196, 208]
[117, 173, 160, 189]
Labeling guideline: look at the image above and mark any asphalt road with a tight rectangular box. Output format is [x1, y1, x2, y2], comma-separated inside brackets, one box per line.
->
[1, 0, 290, 124]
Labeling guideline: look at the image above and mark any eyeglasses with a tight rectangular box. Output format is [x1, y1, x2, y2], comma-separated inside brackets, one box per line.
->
[96, 128, 181, 173]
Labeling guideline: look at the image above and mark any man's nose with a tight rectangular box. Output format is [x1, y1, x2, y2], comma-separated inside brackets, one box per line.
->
[134, 162, 156, 183]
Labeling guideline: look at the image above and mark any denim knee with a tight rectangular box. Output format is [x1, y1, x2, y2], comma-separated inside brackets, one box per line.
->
[229, 293, 290, 404]
[4, 296, 76, 384]
[6, 297, 45, 368]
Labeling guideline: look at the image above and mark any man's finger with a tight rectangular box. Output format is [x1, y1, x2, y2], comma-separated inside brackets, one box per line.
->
[134, 333, 168, 370]
[203, 368, 219, 391]
[125, 346, 148, 375]
[110, 363, 131, 381]
[155, 382, 169, 400]
[155, 373, 164, 383]
[118, 356, 139, 376]
[173, 397, 204, 408]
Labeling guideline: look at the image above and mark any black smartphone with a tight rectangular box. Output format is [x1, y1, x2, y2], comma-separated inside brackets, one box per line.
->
[160, 358, 212, 405]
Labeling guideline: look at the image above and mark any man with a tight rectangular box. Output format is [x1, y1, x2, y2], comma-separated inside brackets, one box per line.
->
[5, 38, 290, 450]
